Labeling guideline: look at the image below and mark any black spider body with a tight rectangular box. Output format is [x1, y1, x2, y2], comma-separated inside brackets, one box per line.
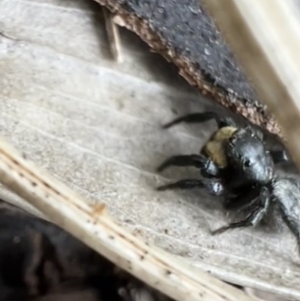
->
[156, 111, 300, 254]
[157, 111, 283, 199]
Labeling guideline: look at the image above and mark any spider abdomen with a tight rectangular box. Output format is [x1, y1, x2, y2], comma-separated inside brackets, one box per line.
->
[201, 126, 237, 169]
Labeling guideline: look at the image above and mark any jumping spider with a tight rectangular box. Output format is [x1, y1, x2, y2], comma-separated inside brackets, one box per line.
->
[156, 111, 300, 253]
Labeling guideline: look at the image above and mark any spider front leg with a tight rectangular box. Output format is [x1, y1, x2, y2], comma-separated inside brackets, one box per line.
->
[269, 149, 289, 164]
[285, 221, 300, 256]
[212, 187, 271, 235]
[156, 154, 220, 178]
[277, 198, 300, 255]
[162, 111, 236, 129]
[157, 178, 225, 196]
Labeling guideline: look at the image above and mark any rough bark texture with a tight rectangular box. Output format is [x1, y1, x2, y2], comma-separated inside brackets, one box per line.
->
[93, 0, 281, 136]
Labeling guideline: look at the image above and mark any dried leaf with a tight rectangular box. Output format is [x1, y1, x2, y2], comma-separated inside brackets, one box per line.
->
[0, 0, 298, 300]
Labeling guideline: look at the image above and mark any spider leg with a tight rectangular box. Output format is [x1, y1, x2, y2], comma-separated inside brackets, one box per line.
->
[285, 221, 300, 255]
[269, 149, 289, 164]
[223, 184, 260, 211]
[277, 202, 300, 255]
[162, 112, 235, 129]
[157, 178, 225, 196]
[212, 187, 270, 235]
[156, 154, 220, 177]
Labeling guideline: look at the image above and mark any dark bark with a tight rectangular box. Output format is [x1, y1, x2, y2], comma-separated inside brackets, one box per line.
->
[94, 0, 281, 136]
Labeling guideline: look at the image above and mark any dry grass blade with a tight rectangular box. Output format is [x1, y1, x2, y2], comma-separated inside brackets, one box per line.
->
[102, 6, 122, 62]
[201, 0, 300, 169]
[0, 138, 256, 301]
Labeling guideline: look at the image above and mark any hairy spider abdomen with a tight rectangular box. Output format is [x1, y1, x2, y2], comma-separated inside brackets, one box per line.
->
[201, 126, 237, 169]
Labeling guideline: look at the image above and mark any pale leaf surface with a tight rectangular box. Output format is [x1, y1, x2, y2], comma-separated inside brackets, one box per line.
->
[0, 0, 299, 299]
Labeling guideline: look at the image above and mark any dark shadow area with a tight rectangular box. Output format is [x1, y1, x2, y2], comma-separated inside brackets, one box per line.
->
[0, 201, 172, 301]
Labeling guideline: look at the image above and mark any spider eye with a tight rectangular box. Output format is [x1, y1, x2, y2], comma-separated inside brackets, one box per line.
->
[244, 159, 251, 167]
